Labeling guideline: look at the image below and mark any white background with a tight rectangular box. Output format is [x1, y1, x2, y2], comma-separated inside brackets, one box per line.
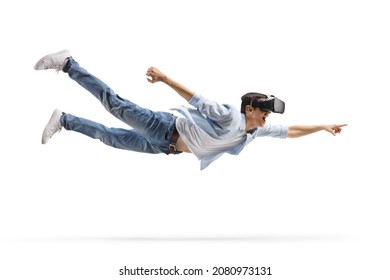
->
[1, 0, 389, 279]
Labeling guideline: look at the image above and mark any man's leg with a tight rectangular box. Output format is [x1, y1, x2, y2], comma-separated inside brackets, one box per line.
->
[65, 59, 151, 130]
[64, 58, 176, 143]
[61, 114, 162, 153]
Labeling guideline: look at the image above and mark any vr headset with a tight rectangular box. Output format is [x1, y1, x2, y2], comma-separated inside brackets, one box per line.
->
[251, 95, 285, 114]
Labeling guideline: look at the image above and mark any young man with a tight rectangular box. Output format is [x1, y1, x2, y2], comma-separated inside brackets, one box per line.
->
[34, 50, 346, 170]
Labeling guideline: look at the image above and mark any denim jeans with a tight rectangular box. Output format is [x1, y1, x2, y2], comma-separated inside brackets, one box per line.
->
[60, 58, 176, 154]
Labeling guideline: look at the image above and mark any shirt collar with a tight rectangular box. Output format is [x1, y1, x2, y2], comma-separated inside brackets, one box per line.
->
[240, 113, 258, 134]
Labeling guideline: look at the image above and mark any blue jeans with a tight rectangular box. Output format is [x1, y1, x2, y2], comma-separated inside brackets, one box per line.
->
[60, 58, 176, 154]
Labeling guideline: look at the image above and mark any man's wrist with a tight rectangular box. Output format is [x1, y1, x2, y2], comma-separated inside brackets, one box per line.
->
[161, 75, 170, 83]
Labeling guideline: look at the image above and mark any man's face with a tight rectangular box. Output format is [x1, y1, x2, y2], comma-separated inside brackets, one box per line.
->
[246, 105, 271, 128]
[253, 108, 271, 127]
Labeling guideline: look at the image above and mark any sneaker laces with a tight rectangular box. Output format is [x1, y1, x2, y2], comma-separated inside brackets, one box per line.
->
[49, 57, 68, 73]
[55, 62, 65, 74]
[49, 124, 62, 135]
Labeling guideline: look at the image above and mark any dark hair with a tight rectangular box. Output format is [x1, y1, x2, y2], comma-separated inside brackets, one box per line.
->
[240, 92, 268, 114]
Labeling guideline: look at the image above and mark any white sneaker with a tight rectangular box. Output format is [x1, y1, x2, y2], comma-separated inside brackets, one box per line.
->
[42, 109, 63, 144]
[34, 50, 71, 71]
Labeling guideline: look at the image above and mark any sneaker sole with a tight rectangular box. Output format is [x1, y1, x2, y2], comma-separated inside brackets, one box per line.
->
[42, 109, 63, 144]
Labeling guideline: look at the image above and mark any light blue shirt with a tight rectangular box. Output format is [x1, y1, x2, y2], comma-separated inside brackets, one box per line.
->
[173, 93, 288, 169]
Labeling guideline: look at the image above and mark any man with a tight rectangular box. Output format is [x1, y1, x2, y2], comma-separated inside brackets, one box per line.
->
[34, 50, 346, 170]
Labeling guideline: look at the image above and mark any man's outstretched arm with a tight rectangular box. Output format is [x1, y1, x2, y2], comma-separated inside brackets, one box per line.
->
[146, 66, 194, 102]
[287, 124, 347, 138]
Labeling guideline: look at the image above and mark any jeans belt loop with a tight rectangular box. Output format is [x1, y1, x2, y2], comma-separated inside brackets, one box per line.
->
[169, 126, 182, 155]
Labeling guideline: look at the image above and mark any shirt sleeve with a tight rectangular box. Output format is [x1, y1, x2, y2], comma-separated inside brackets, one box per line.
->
[188, 93, 233, 122]
[254, 123, 289, 139]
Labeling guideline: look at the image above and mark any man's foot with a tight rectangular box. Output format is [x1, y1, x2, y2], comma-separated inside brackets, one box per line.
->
[42, 109, 64, 144]
[34, 50, 71, 71]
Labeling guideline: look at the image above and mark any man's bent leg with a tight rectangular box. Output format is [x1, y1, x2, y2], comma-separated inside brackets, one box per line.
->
[65, 58, 160, 132]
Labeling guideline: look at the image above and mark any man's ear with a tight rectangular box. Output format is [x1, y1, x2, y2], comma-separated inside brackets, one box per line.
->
[246, 105, 253, 113]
